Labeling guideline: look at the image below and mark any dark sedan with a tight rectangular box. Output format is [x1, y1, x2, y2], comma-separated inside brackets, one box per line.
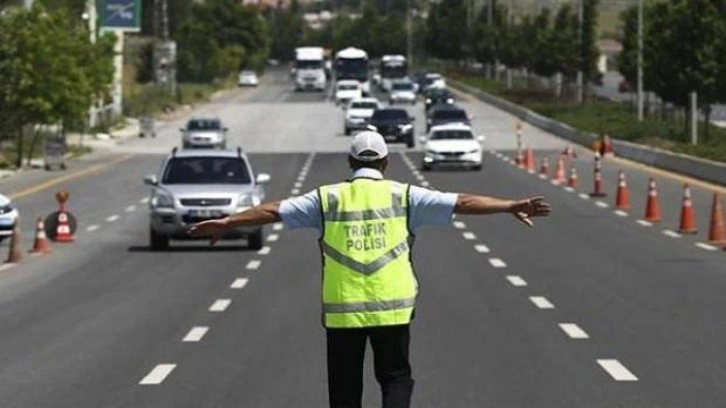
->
[426, 104, 471, 132]
[367, 108, 415, 148]
[424, 88, 455, 113]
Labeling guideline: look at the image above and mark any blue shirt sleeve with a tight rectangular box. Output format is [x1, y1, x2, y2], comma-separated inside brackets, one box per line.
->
[278, 190, 322, 231]
[407, 185, 458, 233]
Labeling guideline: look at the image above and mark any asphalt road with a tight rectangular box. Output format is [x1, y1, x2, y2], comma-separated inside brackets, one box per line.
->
[0, 69, 724, 407]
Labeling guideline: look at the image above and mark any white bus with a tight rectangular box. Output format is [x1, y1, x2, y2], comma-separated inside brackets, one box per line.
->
[379, 55, 407, 92]
[334, 47, 370, 96]
[294, 46, 327, 92]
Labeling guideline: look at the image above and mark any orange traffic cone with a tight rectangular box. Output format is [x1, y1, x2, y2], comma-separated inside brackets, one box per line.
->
[567, 165, 578, 188]
[5, 222, 22, 264]
[552, 155, 566, 184]
[540, 157, 550, 176]
[562, 145, 576, 159]
[525, 147, 535, 172]
[707, 192, 725, 247]
[615, 171, 630, 210]
[29, 217, 51, 254]
[677, 184, 697, 234]
[589, 154, 607, 197]
[643, 177, 662, 222]
[55, 212, 74, 243]
[602, 134, 614, 157]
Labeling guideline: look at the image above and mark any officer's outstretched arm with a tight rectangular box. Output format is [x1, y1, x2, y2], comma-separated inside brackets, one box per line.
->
[454, 194, 551, 227]
[187, 201, 282, 244]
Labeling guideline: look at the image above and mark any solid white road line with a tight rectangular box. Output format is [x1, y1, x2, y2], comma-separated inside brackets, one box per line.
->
[462, 232, 476, 240]
[416, 174, 425, 181]
[106, 215, 120, 222]
[125, 205, 136, 212]
[695, 242, 719, 251]
[597, 359, 638, 381]
[246, 260, 261, 270]
[559, 323, 589, 339]
[231, 278, 249, 289]
[258, 246, 271, 255]
[140, 197, 150, 204]
[636, 220, 653, 227]
[209, 299, 231, 312]
[489, 258, 507, 268]
[564, 186, 575, 193]
[578, 193, 591, 200]
[595, 201, 609, 208]
[273, 223, 284, 231]
[530, 296, 555, 309]
[86, 225, 100, 232]
[474, 244, 490, 253]
[182, 327, 209, 342]
[139, 364, 176, 385]
[614, 210, 629, 217]
[0, 264, 16, 271]
[662, 230, 682, 238]
[267, 234, 279, 242]
[294, 182, 303, 188]
[453, 221, 466, 229]
[506, 275, 527, 287]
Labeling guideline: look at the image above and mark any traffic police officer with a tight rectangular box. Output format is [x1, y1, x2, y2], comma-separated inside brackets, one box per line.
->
[189, 131, 551, 408]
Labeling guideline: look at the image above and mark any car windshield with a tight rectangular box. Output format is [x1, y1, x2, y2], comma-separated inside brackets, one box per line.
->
[372, 109, 408, 120]
[297, 60, 323, 69]
[433, 110, 467, 120]
[241, 71, 255, 76]
[187, 119, 221, 131]
[338, 84, 359, 91]
[430, 130, 474, 140]
[162, 157, 251, 184]
[429, 90, 451, 98]
[351, 102, 378, 109]
[392, 83, 414, 91]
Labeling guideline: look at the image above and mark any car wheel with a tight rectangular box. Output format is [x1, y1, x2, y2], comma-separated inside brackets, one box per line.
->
[406, 137, 415, 149]
[248, 228, 263, 250]
[472, 165, 483, 171]
[150, 228, 169, 251]
[422, 163, 431, 171]
[344, 127, 351, 136]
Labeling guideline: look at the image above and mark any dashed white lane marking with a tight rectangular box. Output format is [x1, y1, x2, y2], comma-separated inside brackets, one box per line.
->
[530, 296, 555, 309]
[595, 201, 609, 208]
[488, 258, 507, 268]
[506, 275, 527, 287]
[86, 224, 100, 232]
[564, 186, 575, 193]
[182, 327, 209, 342]
[614, 210, 629, 217]
[267, 234, 279, 242]
[597, 359, 638, 381]
[139, 364, 176, 385]
[578, 193, 590, 200]
[538, 174, 548, 180]
[294, 182, 303, 188]
[636, 220, 653, 227]
[420, 181, 430, 187]
[140, 197, 150, 204]
[415, 174, 425, 181]
[527, 169, 536, 175]
[0, 264, 16, 272]
[559, 323, 589, 339]
[258, 246, 271, 255]
[462, 232, 476, 240]
[662, 230, 682, 238]
[231, 278, 249, 289]
[106, 215, 120, 222]
[273, 223, 284, 231]
[695, 242, 719, 251]
[209, 299, 231, 312]
[246, 260, 261, 270]
[453, 221, 466, 229]
[474, 244, 490, 253]
[125, 205, 137, 212]
[291, 189, 300, 195]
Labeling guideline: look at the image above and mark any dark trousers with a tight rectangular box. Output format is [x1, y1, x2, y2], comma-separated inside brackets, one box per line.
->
[326, 324, 414, 408]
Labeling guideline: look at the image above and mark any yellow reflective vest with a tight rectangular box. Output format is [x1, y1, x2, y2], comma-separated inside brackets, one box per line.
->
[319, 178, 417, 328]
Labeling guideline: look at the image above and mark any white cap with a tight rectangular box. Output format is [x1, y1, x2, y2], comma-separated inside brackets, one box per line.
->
[350, 131, 388, 162]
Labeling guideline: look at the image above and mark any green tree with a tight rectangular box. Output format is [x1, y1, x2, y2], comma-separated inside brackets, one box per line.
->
[425, 0, 468, 62]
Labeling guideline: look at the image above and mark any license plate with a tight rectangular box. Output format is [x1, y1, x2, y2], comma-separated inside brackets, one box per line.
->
[188, 210, 221, 218]
[0, 218, 13, 226]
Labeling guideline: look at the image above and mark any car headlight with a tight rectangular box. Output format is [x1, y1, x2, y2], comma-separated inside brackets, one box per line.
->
[467, 148, 481, 154]
[425, 98, 432, 104]
[237, 194, 261, 208]
[447, 98, 454, 103]
[425, 149, 438, 156]
[151, 190, 174, 208]
[0, 203, 16, 215]
[399, 124, 413, 132]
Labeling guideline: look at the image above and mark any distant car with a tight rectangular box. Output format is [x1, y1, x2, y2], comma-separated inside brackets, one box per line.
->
[344, 97, 382, 135]
[389, 80, 417, 105]
[423, 73, 446, 92]
[411, 72, 429, 94]
[335, 80, 363, 105]
[426, 104, 471, 132]
[0, 194, 18, 243]
[180, 117, 228, 149]
[421, 123, 484, 171]
[238, 70, 259, 87]
[144, 147, 271, 250]
[424, 88, 455, 112]
[367, 108, 415, 148]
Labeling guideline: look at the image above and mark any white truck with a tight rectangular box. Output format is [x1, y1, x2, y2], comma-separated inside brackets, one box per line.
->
[294, 47, 327, 92]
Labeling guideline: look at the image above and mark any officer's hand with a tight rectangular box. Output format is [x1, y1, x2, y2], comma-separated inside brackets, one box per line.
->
[187, 218, 229, 245]
[510, 196, 551, 227]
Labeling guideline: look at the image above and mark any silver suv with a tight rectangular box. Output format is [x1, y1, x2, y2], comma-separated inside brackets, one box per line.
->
[180, 117, 228, 149]
[144, 148, 271, 250]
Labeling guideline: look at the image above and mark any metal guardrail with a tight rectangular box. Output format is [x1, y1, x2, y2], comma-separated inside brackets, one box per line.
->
[449, 78, 726, 187]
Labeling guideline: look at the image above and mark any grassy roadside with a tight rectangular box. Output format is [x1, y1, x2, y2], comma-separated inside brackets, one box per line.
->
[123, 77, 238, 118]
[450, 73, 726, 163]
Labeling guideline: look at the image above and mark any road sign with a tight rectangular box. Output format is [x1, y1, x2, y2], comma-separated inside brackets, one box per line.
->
[100, 0, 141, 32]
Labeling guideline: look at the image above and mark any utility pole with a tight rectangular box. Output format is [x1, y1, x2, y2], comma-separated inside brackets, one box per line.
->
[576, 0, 584, 103]
[406, 0, 413, 67]
[506, 0, 513, 89]
[636, 0, 644, 121]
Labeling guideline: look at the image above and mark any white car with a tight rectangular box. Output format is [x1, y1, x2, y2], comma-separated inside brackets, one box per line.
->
[424, 73, 447, 91]
[389, 81, 417, 105]
[238, 70, 259, 87]
[0, 194, 18, 242]
[344, 97, 381, 135]
[335, 80, 363, 105]
[421, 123, 484, 171]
